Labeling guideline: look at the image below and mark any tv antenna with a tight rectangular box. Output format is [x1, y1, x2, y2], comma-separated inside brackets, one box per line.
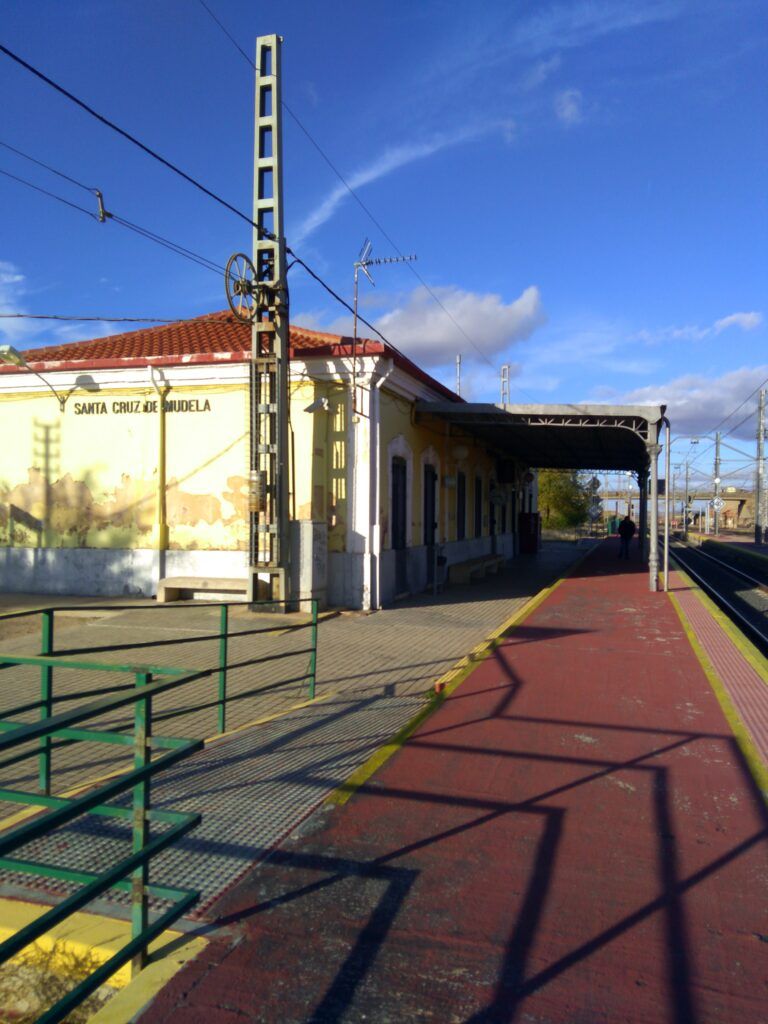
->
[352, 239, 416, 417]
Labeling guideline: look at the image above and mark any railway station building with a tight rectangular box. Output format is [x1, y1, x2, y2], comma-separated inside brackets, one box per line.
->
[0, 313, 538, 609]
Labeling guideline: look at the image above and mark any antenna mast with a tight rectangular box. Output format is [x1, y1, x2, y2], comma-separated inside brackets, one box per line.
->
[352, 241, 416, 417]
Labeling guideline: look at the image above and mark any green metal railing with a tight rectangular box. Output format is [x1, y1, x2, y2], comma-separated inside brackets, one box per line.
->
[0, 597, 319, 791]
[0, 657, 203, 1023]
[0, 596, 320, 1021]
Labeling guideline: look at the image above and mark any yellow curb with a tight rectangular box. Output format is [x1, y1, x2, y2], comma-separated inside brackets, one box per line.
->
[666, 584, 768, 800]
[325, 545, 594, 809]
[0, 897, 205, 1007]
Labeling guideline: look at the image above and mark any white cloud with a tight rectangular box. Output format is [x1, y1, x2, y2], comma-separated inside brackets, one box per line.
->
[521, 54, 561, 91]
[293, 130, 480, 245]
[619, 364, 768, 438]
[319, 284, 545, 370]
[373, 284, 546, 368]
[0, 260, 33, 346]
[637, 309, 764, 344]
[554, 88, 583, 124]
[713, 311, 763, 334]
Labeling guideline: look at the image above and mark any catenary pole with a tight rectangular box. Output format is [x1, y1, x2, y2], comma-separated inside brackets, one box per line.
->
[714, 431, 721, 536]
[756, 389, 765, 545]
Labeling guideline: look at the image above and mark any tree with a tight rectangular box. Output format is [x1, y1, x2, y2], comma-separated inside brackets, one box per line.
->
[538, 470, 592, 528]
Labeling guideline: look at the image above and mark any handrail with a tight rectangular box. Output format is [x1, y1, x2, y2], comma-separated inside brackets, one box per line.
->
[0, 597, 319, 775]
[0, 597, 320, 1020]
[0, 658, 203, 1023]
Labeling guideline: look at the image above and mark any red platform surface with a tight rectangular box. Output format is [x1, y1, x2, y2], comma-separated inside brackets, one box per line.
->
[142, 542, 767, 1024]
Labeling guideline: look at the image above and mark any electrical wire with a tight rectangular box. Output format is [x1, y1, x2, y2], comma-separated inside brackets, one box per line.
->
[0, 163, 226, 276]
[0, 314, 201, 324]
[194, 0, 515, 383]
[0, 138, 96, 192]
[0, 42, 276, 243]
[1, 42, 495, 394]
[0, 166, 96, 219]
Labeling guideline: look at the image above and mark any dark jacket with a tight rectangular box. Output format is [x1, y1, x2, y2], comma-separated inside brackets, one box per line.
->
[618, 518, 636, 539]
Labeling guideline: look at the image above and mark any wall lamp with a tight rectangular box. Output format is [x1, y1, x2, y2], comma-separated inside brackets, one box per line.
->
[0, 344, 66, 411]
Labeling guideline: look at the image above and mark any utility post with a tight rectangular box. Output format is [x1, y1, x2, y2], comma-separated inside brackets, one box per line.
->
[251, 34, 289, 604]
[684, 461, 690, 541]
[714, 431, 721, 536]
[756, 388, 765, 545]
[455, 353, 461, 397]
[500, 364, 510, 405]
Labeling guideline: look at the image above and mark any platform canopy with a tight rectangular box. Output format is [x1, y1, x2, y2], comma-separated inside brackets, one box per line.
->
[414, 403, 666, 475]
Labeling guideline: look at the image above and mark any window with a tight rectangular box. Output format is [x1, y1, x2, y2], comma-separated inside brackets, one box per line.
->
[456, 471, 466, 540]
[474, 475, 483, 538]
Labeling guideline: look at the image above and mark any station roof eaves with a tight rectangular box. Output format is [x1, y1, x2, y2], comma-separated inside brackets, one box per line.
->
[0, 311, 462, 404]
[414, 401, 667, 473]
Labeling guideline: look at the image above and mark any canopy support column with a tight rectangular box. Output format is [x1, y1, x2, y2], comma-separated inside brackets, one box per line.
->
[647, 427, 661, 592]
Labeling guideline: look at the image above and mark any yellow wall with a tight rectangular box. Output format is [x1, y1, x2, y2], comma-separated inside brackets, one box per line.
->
[1, 373, 513, 556]
[0, 382, 250, 551]
[378, 389, 499, 548]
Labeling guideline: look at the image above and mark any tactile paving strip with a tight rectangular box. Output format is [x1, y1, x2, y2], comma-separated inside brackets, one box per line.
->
[1, 691, 424, 917]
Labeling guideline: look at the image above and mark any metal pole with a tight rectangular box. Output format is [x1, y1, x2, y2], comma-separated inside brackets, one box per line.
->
[131, 670, 152, 975]
[217, 604, 228, 734]
[308, 599, 318, 700]
[684, 462, 690, 541]
[38, 609, 54, 795]
[714, 431, 721, 536]
[456, 354, 461, 397]
[352, 264, 359, 418]
[648, 425, 660, 591]
[663, 417, 670, 591]
[756, 389, 765, 545]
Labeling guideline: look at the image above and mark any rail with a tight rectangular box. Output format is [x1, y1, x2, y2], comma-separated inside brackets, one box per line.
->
[665, 543, 768, 653]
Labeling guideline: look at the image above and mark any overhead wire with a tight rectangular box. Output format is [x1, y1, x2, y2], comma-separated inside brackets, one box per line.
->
[0, 42, 276, 243]
[0, 166, 96, 219]
[0, 40, 512, 396]
[193, 1, 517, 382]
[0, 137, 96, 191]
[0, 160, 226, 276]
[0, 313, 203, 324]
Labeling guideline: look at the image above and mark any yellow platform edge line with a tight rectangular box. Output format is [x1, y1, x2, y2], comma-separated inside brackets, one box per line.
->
[326, 544, 595, 809]
[667, 586, 768, 801]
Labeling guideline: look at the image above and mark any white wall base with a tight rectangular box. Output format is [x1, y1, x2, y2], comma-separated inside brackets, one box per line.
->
[0, 547, 248, 597]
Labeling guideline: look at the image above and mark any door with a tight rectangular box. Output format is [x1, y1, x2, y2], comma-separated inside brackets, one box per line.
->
[392, 457, 408, 594]
[489, 483, 497, 555]
[423, 464, 437, 585]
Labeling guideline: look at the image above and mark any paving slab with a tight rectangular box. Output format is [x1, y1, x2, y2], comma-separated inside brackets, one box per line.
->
[0, 542, 589, 914]
[139, 541, 768, 1024]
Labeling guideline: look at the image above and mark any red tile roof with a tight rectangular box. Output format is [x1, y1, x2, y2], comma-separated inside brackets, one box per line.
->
[4, 310, 461, 402]
[18, 311, 359, 362]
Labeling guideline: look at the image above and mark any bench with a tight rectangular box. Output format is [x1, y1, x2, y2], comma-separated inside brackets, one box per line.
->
[447, 555, 505, 586]
[156, 576, 249, 603]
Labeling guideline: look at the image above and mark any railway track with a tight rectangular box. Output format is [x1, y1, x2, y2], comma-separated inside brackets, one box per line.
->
[667, 541, 768, 655]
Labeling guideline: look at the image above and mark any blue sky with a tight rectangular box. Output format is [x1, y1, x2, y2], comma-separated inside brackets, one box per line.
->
[1, 0, 766, 481]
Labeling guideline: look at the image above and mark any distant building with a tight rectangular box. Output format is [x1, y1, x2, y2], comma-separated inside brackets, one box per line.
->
[0, 313, 536, 608]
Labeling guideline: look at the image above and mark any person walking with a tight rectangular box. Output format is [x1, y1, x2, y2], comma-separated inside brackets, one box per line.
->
[618, 515, 636, 559]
